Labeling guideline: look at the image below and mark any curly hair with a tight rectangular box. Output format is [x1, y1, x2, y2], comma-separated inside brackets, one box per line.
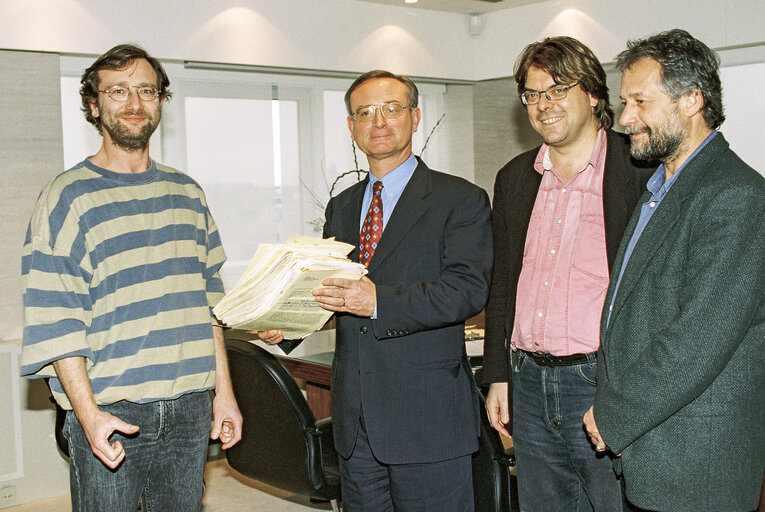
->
[615, 29, 724, 129]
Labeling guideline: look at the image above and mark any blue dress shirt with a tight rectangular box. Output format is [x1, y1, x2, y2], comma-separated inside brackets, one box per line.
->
[606, 131, 718, 327]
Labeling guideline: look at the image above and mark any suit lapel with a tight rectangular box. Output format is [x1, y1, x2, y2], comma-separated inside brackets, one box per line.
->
[367, 160, 431, 274]
[605, 134, 729, 336]
[607, 192, 680, 325]
[335, 177, 367, 263]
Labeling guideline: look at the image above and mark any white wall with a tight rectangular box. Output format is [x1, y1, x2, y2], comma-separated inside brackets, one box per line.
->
[2, 0, 764, 82]
[474, 0, 765, 80]
[0, 0, 479, 80]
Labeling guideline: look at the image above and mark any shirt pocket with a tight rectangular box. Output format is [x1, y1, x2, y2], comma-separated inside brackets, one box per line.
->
[571, 213, 608, 279]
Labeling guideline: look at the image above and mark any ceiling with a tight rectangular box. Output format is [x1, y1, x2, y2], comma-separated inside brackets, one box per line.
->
[353, 0, 550, 15]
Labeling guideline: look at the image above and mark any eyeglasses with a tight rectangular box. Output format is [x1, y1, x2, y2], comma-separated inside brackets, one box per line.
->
[351, 102, 412, 123]
[97, 85, 160, 102]
[520, 83, 579, 106]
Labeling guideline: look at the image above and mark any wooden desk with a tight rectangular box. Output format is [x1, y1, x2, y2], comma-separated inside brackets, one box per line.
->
[277, 352, 333, 419]
[275, 345, 485, 421]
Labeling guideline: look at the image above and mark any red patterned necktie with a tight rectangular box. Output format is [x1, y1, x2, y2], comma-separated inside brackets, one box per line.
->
[359, 181, 383, 267]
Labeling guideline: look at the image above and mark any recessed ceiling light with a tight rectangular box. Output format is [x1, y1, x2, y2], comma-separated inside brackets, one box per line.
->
[405, 0, 418, 4]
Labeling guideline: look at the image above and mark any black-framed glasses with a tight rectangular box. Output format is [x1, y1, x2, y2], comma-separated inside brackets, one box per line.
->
[520, 83, 579, 106]
[97, 85, 160, 102]
[351, 101, 412, 123]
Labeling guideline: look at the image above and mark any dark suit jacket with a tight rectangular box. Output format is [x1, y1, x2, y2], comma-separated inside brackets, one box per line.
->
[481, 130, 652, 417]
[594, 133, 765, 511]
[323, 157, 493, 464]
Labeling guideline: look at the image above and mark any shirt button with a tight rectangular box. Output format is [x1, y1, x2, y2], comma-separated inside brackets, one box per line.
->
[650, 201, 656, 207]
[550, 249, 556, 255]
[543, 280, 549, 287]
[609, 305, 613, 311]
[556, 218, 562, 224]
[537, 312, 543, 317]
[562, 187, 567, 193]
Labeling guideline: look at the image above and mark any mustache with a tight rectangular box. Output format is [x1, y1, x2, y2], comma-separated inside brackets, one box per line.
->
[625, 125, 650, 136]
[118, 108, 151, 118]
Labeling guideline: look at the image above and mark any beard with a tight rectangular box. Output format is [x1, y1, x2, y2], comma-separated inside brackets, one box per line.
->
[100, 106, 161, 151]
[625, 108, 686, 162]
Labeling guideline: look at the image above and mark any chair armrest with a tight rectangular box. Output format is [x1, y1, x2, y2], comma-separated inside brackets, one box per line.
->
[307, 417, 332, 437]
[496, 449, 516, 468]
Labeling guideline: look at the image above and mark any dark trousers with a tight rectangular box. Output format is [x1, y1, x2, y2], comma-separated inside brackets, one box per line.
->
[339, 412, 474, 512]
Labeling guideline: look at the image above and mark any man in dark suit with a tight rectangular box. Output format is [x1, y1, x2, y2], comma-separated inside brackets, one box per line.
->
[584, 29, 765, 511]
[480, 37, 651, 511]
[261, 70, 492, 511]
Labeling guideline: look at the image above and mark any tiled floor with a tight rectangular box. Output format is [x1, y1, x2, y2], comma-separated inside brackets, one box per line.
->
[5, 458, 333, 512]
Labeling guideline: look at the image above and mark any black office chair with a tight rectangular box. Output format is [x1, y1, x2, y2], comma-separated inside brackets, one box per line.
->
[225, 338, 342, 511]
[472, 392, 518, 512]
[45, 379, 70, 458]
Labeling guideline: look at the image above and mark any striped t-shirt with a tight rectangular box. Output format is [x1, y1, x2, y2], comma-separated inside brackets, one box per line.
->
[21, 159, 226, 409]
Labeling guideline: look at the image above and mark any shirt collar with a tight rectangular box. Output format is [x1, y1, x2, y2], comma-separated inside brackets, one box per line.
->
[647, 130, 718, 199]
[368, 153, 417, 198]
[534, 128, 607, 175]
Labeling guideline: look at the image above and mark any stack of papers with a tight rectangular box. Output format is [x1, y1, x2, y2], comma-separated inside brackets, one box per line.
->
[213, 236, 367, 339]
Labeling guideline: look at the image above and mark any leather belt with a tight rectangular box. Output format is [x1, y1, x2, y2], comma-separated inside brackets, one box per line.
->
[522, 350, 594, 367]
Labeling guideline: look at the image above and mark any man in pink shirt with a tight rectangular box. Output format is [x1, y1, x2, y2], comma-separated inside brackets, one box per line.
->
[480, 37, 651, 510]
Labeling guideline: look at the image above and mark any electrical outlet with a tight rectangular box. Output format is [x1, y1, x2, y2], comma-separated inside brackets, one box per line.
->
[0, 485, 16, 508]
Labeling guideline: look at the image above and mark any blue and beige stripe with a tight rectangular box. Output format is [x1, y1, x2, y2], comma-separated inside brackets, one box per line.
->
[22, 161, 225, 408]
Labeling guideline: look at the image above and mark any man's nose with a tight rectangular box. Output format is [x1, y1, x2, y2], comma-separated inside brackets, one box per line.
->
[536, 93, 553, 110]
[124, 89, 142, 109]
[372, 108, 387, 127]
[619, 104, 636, 126]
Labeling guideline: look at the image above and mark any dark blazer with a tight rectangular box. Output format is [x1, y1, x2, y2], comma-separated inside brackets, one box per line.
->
[323, 157, 493, 464]
[481, 130, 652, 416]
[593, 133, 765, 511]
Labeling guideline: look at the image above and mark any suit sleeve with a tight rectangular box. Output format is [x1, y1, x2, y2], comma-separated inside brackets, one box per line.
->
[373, 185, 493, 338]
[481, 171, 512, 384]
[594, 175, 765, 453]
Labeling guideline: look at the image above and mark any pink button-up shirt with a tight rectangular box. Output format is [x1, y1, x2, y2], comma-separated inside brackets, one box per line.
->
[511, 129, 609, 356]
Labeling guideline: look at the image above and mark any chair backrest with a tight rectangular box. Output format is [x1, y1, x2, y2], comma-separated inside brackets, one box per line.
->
[46, 379, 69, 458]
[225, 338, 339, 500]
[472, 393, 515, 512]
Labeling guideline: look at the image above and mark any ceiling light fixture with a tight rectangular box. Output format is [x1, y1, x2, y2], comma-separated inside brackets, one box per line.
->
[404, 0, 418, 4]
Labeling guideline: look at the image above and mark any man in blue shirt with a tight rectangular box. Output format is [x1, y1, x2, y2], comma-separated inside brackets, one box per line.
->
[261, 70, 493, 511]
[583, 29, 765, 511]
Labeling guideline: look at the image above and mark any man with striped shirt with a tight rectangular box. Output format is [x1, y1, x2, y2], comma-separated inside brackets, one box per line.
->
[21, 44, 242, 512]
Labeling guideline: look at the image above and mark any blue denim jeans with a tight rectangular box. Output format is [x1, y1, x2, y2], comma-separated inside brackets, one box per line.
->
[64, 391, 212, 512]
[512, 351, 622, 512]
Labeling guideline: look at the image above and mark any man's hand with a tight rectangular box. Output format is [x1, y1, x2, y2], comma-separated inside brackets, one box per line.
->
[249, 330, 284, 345]
[53, 356, 139, 469]
[583, 405, 609, 453]
[486, 382, 511, 437]
[313, 276, 376, 317]
[78, 409, 140, 469]
[211, 391, 243, 449]
[211, 325, 243, 449]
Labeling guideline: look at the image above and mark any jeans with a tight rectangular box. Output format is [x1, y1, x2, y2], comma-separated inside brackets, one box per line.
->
[512, 351, 622, 512]
[64, 391, 212, 512]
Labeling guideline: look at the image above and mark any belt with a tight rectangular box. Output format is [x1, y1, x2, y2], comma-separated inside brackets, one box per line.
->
[522, 350, 594, 367]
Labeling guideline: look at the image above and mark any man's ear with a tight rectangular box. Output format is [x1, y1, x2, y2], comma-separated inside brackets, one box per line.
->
[681, 88, 704, 119]
[411, 107, 422, 134]
[89, 99, 100, 119]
